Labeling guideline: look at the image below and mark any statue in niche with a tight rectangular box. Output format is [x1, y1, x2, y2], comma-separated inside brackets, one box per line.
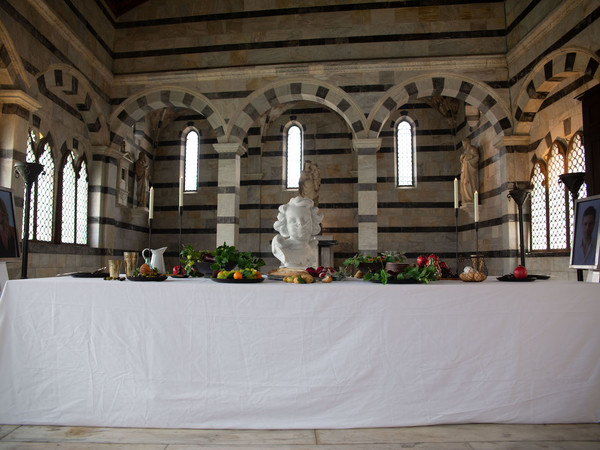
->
[272, 196, 324, 268]
[135, 152, 150, 208]
[299, 160, 321, 206]
[460, 139, 479, 204]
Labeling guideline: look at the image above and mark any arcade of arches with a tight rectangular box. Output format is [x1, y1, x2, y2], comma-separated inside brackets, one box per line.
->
[0, 0, 598, 279]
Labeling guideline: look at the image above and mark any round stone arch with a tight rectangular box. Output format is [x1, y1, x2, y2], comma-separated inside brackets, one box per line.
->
[367, 73, 513, 139]
[513, 47, 600, 135]
[0, 16, 29, 87]
[109, 86, 227, 149]
[226, 78, 368, 144]
[35, 64, 109, 146]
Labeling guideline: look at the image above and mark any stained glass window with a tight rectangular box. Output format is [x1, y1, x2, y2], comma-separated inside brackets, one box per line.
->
[61, 153, 76, 244]
[567, 133, 587, 247]
[184, 130, 199, 192]
[530, 163, 547, 251]
[396, 120, 415, 187]
[547, 144, 567, 250]
[77, 161, 88, 245]
[286, 124, 303, 189]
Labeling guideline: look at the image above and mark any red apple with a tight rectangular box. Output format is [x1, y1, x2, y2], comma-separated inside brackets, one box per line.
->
[173, 265, 183, 275]
[416, 255, 428, 268]
[513, 265, 528, 279]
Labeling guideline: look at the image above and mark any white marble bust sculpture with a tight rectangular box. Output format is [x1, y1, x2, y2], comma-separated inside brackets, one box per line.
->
[272, 196, 324, 268]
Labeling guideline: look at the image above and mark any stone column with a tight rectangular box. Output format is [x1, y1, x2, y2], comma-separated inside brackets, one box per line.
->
[353, 138, 381, 256]
[88, 146, 119, 252]
[214, 143, 245, 247]
[492, 134, 530, 275]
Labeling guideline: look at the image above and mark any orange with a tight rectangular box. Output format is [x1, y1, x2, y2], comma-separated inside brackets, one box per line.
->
[233, 271, 243, 280]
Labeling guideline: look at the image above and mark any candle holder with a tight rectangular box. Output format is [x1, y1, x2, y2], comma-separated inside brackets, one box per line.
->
[148, 217, 153, 249]
[559, 172, 586, 281]
[507, 187, 531, 267]
[455, 207, 459, 275]
[14, 162, 44, 279]
[475, 220, 479, 257]
[178, 205, 183, 254]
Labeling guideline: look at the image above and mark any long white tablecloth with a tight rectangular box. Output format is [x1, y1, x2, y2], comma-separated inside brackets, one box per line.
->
[0, 276, 599, 429]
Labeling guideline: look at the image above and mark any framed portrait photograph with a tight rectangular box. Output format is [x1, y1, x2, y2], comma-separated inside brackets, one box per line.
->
[570, 194, 600, 270]
[0, 187, 20, 260]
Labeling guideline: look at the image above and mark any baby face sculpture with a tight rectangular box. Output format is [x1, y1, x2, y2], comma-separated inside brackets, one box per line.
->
[285, 205, 313, 242]
[272, 196, 324, 268]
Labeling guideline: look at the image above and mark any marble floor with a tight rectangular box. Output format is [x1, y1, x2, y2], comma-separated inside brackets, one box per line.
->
[0, 424, 599, 449]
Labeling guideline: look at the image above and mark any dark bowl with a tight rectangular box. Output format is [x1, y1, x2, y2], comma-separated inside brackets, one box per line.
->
[384, 262, 410, 276]
[194, 261, 236, 276]
[357, 261, 383, 273]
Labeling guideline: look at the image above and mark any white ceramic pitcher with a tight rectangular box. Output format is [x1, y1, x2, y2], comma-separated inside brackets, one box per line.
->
[142, 247, 167, 273]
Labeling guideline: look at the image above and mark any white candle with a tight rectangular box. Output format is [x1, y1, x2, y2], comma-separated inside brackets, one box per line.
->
[453, 178, 459, 209]
[179, 176, 183, 208]
[474, 190, 479, 222]
[149, 187, 154, 219]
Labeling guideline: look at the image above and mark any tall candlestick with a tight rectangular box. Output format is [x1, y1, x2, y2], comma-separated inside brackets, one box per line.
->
[149, 186, 154, 219]
[453, 178, 459, 209]
[179, 176, 184, 208]
[474, 190, 479, 222]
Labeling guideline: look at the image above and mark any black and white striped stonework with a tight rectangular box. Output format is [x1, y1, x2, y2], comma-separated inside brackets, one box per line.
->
[514, 49, 600, 135]
[36, 68, 107, 145]
[226, 80, 366, 144]
[368, 75, 513, 139]
[111, 89, 226, 149]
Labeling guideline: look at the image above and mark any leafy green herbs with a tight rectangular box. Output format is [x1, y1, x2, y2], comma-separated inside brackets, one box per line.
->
[363, 264, 439, 285]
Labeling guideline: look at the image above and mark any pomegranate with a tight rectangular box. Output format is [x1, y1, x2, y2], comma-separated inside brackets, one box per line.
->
[416, 255, 428, 268]
[513, 265, 528, 279]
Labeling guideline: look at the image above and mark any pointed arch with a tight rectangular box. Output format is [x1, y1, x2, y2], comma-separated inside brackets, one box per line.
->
[226, 78, 367, 144]
[22, 134, 56, 242]
[58, 140, 89, 245]
[513, 48, 600, 135]
[109, 86, 227, 150]
[368, 73, 512, 139]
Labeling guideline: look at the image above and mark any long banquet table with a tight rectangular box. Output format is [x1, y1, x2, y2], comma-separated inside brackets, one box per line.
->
[0, 276, 599, 429]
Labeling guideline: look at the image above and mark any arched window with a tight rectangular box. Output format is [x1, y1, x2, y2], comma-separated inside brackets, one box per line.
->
[396, 119, 415, 187]
[61, 152, 88, 245]
[184, 129, 199, 192]
[22, 134, 55, 242]
[76, 160, 88, 245]
[530, 161, 548, 250]
[23, 131, 36, 240]
[547, 143, 568, 250]
[61, 152, 76, 243]
[529, 135, 585, 252]
[285, 123, 303, 189]
[566, 132, 587, 246]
